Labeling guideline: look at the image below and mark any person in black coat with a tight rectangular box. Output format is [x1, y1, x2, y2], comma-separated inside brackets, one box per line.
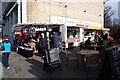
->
[40, 33, 47, 57]
[40, 33, 48, 71]
[52, 32, 59, 48]
[52, 32, 60, 54]
[95, 32, 103, 46]
[85, 37, 91, 49]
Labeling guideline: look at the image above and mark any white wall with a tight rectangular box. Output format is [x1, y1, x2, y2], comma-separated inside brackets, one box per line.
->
[22, 0, 27, 23]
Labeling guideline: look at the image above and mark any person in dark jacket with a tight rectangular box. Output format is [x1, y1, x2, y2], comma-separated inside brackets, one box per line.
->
[95, 32, 103, 46]
[40, 33, 47, 57]
[52, 32, 60, 54]
[36, 35, 41, 56]
[2, 36, 11, 70]
[85, 37, 91, 49]
[40, 33, 48, 71]
[52, 32, 59, 48]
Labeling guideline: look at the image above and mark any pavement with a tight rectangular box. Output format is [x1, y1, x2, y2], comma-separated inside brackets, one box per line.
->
[0, 62, 3, 80]
[0, 51, 98, 79]
[0, 51, 4, 80]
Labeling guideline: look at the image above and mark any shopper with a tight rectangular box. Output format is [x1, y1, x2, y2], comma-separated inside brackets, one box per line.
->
[40, 33, 47, 57]
[29, 39, 35, 50]
[95, 32, 103, 46]
[2, 35, 7, 43]
[102, 32, 117, 48]
[2, 35, 11, 70]
[52, 32, 60, 53]
[85, 37, 91, 49]
[36, 35, 41, 56]
[39, 33, 48, 71]
[103, 33, 109, 48]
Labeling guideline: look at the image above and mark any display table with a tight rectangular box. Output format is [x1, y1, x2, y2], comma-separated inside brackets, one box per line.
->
[18, 46, 33, 58]
[77, 50, 99, 67]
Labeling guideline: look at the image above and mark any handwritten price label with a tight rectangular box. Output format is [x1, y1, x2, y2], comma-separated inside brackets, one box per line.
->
[66, 39, 80, 43]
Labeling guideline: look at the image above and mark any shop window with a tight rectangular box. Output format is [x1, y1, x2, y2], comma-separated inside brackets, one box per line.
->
[84, 29, 96, 42]
[67, 27, 80, 39]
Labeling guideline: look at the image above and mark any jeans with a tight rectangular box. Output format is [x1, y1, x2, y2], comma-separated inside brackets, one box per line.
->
[2, 53, 10, 68]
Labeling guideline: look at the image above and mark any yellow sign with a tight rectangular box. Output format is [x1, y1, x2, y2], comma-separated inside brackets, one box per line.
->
[90, 26, 101, 30]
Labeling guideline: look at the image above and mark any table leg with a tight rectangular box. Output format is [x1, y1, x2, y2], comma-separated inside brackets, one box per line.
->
[81, 55, 84, 67]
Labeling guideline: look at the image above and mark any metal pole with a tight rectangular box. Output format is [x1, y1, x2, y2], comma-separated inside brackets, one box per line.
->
[17, 0, 21, 24]
[46, 31, 50, 50]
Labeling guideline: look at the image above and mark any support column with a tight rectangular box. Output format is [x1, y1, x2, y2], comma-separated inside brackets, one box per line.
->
[46, 32, 50, 50]
[8, 16, 11, 37]
[22, 0, 27, 23]
[5, 18, 9, 35]
[9, 15, 13, 40]
[13, 11, 15, 25]
[17, 0, 21, 24]
[80, 28, 84, 42]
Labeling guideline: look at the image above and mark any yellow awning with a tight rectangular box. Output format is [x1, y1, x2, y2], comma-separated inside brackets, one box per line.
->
[90, 26, 101, 30]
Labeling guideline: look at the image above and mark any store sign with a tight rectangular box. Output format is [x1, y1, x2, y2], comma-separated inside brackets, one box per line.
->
[50, 16, 80, 26]
[86, 21, 101, 26]
[50, 16, 102, 29]
[90, 26, 101, 30]
[50, 16, 65, 24]
[66, 39, 80, 43]
[76, 24, 89, 28]
[35, 27, 46, 31]
[84, 21, 101, 28]
[76, 21, 102, 29]
[65, 18, 80, 26]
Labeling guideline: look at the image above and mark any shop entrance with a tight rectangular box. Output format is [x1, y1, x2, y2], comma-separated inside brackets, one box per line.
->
[67, 27, 80, 48]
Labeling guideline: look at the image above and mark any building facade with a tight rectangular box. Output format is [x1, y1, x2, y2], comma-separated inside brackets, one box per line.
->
[2, 0, 104, 47]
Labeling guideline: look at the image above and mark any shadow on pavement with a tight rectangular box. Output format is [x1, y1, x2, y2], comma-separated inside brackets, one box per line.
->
[25, 53, 97, 79]
[25, 58, 45, 77]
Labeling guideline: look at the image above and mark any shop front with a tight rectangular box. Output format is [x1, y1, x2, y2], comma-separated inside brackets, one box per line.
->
[66, 27, 80, 48]
[50, 16, 83, 48]
[76, 21, 104, 44]
[12, 24, 35, 58]
[50, 16, 105, 49]
[12, 23, 62, 58]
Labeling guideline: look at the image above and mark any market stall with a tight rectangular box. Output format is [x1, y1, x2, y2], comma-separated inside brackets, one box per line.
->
[12, 23, 62, 58]
[18, 46, 33, 58]
[66, 26, 80, 48]
[12, 24, 46, 58]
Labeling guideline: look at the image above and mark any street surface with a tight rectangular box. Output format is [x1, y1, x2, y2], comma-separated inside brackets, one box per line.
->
[1, 51, 97, 79]
[0, 51, 4, 80]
